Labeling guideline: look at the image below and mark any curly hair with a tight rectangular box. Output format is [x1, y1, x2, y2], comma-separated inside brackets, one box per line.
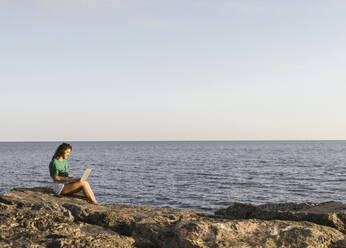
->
[52, 143, 72, 159]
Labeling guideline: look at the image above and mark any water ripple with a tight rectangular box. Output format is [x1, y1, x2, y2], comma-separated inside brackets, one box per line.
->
[1, 141, 346, 213]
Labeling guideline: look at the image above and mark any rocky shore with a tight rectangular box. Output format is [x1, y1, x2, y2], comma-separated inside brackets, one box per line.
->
[1, 187, 346, 247]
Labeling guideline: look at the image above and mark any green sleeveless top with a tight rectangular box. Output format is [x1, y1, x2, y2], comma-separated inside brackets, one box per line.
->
[49, 158, 69, 178]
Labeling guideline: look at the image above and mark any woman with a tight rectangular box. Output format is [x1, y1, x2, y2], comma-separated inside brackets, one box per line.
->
[49, 143, 98, 203]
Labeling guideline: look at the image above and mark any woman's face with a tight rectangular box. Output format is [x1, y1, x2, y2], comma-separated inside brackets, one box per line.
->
[63, 148, 71, 159]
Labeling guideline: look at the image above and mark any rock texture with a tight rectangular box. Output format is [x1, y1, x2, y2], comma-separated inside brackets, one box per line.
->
[0, 187, 345, 248]
[215, 202, 346, 234]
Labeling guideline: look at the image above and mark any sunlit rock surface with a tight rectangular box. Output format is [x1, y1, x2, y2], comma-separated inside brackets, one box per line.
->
[0, 187, 345, 248]
[215, 201, 346, 234]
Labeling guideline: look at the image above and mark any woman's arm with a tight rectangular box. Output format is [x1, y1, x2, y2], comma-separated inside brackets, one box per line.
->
[53, 176, 80, 183]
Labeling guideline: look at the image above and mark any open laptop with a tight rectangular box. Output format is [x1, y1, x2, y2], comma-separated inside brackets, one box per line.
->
[80, 169, 92, 182]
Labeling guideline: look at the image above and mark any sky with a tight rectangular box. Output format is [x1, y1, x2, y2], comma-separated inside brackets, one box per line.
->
[1, 0, 346, 141]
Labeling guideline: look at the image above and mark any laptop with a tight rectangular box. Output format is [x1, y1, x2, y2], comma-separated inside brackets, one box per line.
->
[80, 169, 92, 182]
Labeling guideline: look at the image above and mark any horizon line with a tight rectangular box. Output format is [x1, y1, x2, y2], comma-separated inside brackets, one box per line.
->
[0, 139, 346, 143]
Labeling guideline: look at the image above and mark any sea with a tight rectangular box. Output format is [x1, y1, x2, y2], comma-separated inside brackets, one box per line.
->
[1, 141, 346, 213]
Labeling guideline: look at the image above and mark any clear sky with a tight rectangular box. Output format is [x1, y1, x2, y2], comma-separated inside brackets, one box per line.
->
[1, 0, 346, 141]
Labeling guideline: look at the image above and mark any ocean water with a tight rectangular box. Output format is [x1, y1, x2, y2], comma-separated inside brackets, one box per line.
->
[0, 141, 346, 213]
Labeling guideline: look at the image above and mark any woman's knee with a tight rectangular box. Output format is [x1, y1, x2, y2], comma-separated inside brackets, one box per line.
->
[72, 181, 83, 188]
[81, 181, 90, 187]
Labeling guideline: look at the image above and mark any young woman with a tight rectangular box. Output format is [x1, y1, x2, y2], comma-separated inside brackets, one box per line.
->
[49, 143, 97, 203]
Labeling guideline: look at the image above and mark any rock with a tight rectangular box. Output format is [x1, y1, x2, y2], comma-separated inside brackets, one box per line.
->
[175, 218, 345, 248]
[0, 187, 345, 248]
[215, 202, 346, 234]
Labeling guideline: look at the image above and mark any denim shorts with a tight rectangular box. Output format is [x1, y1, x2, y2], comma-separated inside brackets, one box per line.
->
[52, 181, 64, 195]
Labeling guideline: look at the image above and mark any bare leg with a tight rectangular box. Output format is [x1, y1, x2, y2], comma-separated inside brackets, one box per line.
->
[61, 181, 97, 203]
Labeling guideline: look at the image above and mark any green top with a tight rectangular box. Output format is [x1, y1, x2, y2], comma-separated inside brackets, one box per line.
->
[49, 158, 69, 178]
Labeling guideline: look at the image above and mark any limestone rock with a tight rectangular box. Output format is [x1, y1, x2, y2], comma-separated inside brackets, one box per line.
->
[215, 202, 346, 234]
[175, 218, 345, 248]
[1, 187, 346, 248]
